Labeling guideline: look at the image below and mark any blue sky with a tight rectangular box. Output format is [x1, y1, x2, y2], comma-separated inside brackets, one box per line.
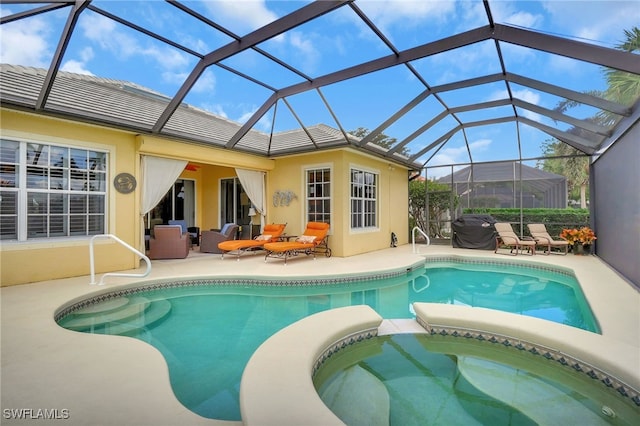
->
[1, 1, 638, 171]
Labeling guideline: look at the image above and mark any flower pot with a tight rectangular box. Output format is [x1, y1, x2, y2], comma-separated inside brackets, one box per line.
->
[573, 243, 591, 255]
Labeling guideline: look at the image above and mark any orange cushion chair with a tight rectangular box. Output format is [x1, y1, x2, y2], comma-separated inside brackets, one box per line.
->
[264, 222, 331, 264]
[217, 223, 287, 260]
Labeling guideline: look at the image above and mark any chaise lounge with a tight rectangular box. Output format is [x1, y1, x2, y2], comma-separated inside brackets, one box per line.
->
[217, 223, 287, 260]
[494, 222, 536, 256]
[263, 222, 331, 264]
[527, 223, 569, 255]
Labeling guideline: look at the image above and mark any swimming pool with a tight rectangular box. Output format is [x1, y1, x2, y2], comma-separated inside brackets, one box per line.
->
[314, 334, 638, 425]
[56, 258, 598, 420]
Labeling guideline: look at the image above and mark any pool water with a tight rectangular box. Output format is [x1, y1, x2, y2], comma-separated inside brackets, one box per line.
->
[57, 261, 599, 420]
[417, 263, 599, 332]
[314, 334, 637, 425]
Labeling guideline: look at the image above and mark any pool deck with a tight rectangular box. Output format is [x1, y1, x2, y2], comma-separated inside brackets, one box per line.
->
[1, 244, 639, 425]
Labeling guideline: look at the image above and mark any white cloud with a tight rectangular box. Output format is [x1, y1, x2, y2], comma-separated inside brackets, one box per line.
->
[486, 88, 541, 121]
[59, 47, 95, 75]
[79, 13, 118, 50]
[60, 60, 94, 75]
[546, 54, 582, 75]
[469, 138, 492, 153]
[200, 103, 228, 119]
[427, 138, 492, 175]
[503, 10, 543, 28]
[0, 13, 51, 67]
[141, 46, 190, 71]
[202, 0, 278, 34]
[234, 108, 272, 132]
[420, 39, 495, 85]
[358, 0, 456, 30]
[79, 47, 94, 63]
[541, 1, 639, 46]
[288, 31, 320, 73]
[192, 69, 216, 94]
[78, 11, 191, 79]
[490, 1, 544, 28]
[161, 71, 188, 86]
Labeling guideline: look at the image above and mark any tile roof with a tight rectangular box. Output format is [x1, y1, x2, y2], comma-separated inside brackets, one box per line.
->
[2, 64, 387, 164]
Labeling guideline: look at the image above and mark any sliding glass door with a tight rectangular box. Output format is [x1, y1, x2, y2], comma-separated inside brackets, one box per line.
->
[220, 177, 252, 239]
[146, 179, 195, 229]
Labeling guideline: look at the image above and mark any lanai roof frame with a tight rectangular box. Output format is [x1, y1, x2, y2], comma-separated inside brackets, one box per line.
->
[1, 0, 638, 170]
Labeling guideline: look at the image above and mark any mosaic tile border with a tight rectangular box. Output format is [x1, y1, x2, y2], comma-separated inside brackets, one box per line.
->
[423, 255, 576, 278]
[55, 266, 423, 322]
[312, 328, 379, 377]
[415, 316, 640, 407]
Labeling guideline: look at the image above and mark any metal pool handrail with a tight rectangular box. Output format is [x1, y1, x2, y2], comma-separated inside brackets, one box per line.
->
[412, 226, 430, 253]
[89, 234, 151, 285]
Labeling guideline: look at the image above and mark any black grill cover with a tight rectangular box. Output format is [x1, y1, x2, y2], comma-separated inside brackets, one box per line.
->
[452, 214, 497, 249]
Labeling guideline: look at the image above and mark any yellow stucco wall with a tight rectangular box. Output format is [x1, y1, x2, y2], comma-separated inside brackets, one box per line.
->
[270, 150, 409, 257]
[0, 112, 274, 286]
[1, 109, 139, 286]
[1, 109, 410, 286]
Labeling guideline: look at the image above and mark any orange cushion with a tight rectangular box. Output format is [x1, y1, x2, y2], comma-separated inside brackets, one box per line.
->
[303, 222, 329, 241]
[262, 223, 286, 239]
[263, 241, 315, 252]
[218, 240, 265, 251]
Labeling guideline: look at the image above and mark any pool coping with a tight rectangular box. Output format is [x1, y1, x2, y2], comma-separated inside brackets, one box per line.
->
[53, 259, 426, 321]
[240, 301, 639, 426]
[240, 305, 383, 426]
[413, 303, 640, 405]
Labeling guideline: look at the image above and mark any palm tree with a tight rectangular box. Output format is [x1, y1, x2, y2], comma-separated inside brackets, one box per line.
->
[599, 27, 640, 125]
[542, 27, 640, 207]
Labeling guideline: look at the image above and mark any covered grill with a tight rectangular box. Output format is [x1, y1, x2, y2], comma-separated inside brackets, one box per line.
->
[451, 215, 497, 250]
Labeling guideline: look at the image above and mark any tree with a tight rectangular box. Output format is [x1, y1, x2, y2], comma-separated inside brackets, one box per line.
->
[601, 27, 640, 122]
[409, 178, 457, 238]
[348, 127, 411, 157]
[542, 27, 640, 208]
[539, 139, 589, 207]
[349, 127, 397, 149]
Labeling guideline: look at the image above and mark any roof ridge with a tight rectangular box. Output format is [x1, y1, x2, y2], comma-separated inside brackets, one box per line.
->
[0, 63, 169, 101]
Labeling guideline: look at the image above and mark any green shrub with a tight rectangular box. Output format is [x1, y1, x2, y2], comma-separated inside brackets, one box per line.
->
[463, 208, 590, 237]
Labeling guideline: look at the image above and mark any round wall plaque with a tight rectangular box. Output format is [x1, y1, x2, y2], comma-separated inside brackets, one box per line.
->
[113, 172, 137, 194]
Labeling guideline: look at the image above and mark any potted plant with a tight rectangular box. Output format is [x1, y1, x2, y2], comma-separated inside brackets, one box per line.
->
[560, 226, 597, 255]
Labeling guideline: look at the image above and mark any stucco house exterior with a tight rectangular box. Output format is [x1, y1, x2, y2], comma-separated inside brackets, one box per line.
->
[1, 66, 412, 286]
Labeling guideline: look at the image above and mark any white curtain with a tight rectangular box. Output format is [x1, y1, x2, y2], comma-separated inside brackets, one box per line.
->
[140, 155, 187, 251]
[235, 168, 266, 231]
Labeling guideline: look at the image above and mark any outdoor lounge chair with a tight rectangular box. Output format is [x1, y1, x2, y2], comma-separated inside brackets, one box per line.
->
[217, 223, 287, 260]
[148, 225, 190, 259]
[494, 223, 536, 256]
[200, 223, 239, 253]
[168, 219, 200, 247]
[263, 222, 331, 264]
[527, 223, 569, 255]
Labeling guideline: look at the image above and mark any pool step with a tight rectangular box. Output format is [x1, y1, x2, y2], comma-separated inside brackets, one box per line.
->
[318, 364, 390, 426]
[62, 297, 171, 334]
[102, 300, 172, 336]
[72, 297, 131, 316]
[386, 375, 482, 425]
[456, 356, 608, 425]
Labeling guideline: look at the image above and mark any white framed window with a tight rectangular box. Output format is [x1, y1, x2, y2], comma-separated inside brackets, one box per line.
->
[350, 168, 378, 229]
[305, 167, 331, 224]
[0, 139, 108, 241]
